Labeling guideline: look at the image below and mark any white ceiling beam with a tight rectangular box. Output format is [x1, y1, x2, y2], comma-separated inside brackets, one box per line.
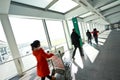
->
[101, 5, 120, 17]
[45, 0, 58, 10]
[65, 5, 88, 20]
[72, 0, 109, 24]
[91, 18, 109, 25]
[98, 0, 120, 11]
[9, 3, 65, 20]
[84, 14, 99, 22]
[0, 0, 11, 14]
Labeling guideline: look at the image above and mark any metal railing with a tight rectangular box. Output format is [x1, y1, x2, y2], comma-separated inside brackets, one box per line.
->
[0, 45, 70, 72]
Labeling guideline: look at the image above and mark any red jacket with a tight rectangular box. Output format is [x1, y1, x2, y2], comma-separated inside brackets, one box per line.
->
[32, 48, 53, 77]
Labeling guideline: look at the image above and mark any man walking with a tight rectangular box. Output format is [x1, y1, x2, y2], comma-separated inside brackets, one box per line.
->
[71, 28, 84, 59]
[86, 30, 92, 44]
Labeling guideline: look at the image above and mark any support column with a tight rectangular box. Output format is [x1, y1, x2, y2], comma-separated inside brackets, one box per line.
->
[0, 14, 24, 76]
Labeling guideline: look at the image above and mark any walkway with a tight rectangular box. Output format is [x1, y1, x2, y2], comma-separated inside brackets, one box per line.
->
[72, 29, 120, 80]
[10, 29, 120, 80]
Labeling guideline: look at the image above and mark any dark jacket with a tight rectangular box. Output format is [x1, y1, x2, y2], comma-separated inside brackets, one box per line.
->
[86, 31, 92, 39]
[71, 31, 80, 47]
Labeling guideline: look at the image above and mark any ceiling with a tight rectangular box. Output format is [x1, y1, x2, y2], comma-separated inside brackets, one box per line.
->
[0, 0, 120, 25]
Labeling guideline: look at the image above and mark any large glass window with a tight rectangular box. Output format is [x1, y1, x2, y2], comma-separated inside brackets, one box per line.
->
[46, 20, 66, 48]
[9, 16, 48, 71]
[67, 20, 74, 34]
[9, 16, 48, 56]
[0, 19, 17, 80]
[0, 19, 12, 62]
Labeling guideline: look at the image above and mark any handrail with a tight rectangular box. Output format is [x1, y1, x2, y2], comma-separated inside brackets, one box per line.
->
[22, 49, 70, 74]
[0, 44, 71, 66]
[0, 45, 66, 65]
[0, 46, 70, 74]
[0, 53, 32, 65]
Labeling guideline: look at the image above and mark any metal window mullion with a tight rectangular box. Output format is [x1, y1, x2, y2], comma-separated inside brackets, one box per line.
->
[42, 19, 52, 49]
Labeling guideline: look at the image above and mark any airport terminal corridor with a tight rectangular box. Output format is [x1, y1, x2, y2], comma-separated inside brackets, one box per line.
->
[10, 29, 120, 80]
[0, 0, 120, 80]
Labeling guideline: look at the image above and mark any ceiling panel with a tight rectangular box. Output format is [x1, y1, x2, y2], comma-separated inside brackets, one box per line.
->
[92, 18, 109, 24]
[101, 5, 120, 17]
[48, 0, 79, 13]
[106, 12, 120, 23]
[98, 0, 120, 11]
[87, 0, 120, 24]
[83, 14, 99, 22]
[65, 6, 89, 19]
[93, 0, 115, 8]
[12, 0, 53, 8]
[9, 0, 119, 24]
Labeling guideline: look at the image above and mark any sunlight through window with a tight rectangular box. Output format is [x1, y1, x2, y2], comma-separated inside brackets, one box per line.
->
[83, 43, 99, 63]
[71, 63, 78, 73]
[74, 48, 84, 69]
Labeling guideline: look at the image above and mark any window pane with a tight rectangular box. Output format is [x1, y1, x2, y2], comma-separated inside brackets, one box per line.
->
[67, 20, 74, 34]
[9, 16, 48, 71]
[80, 22, 87, 40]
[9, 16, 48, 55]
[46, 20, 66, 47]
[0, 19, 17, 80]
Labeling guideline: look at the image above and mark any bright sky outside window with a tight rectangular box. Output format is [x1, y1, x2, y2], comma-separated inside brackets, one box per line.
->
[49, 0, 78, 13]
[9, 16, 48, 47]
[46, 20, 66, 46]
[83, 43, 99, 63]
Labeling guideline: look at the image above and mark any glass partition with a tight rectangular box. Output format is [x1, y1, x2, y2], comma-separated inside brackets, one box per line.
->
[0, 61, 18, 80]
[46, 20, 67, 50]
[9, 16, 48, 71]
[67, 20, 74, 34]
[0, 19, 17, 80]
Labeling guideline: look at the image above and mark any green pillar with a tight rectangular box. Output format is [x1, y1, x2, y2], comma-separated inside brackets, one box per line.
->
[72, 17, 83, 47]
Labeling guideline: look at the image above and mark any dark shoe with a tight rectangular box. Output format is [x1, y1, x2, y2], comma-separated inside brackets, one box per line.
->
[81, 54, 84, 56]
[72, 57, 75, 60]
[51, 76, 56, 80]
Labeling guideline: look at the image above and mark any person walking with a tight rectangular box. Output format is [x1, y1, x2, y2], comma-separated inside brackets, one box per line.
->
[31, 40, 56, 80]
[86, 30, 92, 44]
[91, 28, 99, 45]
[71, 28, 84, 59]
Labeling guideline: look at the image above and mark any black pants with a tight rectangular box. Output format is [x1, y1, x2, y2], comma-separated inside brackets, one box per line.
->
[72, 45, 84, 58]
[94, 37, 98, 45]
[41, 75, 52, 80]
[88, 38, 92, 44]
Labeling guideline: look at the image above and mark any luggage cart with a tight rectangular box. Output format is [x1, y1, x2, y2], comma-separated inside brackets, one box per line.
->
[50, 50, 72, 80]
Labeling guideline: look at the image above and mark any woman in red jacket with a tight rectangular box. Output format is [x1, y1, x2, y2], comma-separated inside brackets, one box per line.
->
[31, 40, 56, 80]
